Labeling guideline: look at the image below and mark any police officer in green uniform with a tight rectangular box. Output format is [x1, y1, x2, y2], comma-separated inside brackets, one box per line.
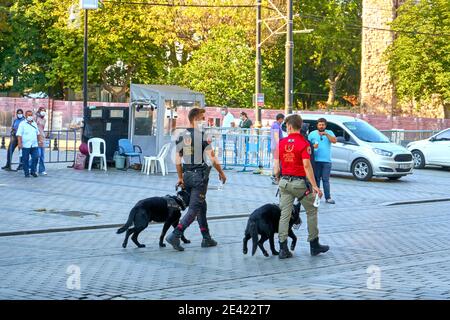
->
[166, 108, 227, 251]
[274, 114, 329, 259]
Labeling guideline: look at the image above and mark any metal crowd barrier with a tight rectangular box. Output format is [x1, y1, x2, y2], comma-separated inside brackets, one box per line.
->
[206, 128, 273, 171]
[204, 128, 443, 171]
[380, 130, 440, 146]
[2, 129, 81, 165]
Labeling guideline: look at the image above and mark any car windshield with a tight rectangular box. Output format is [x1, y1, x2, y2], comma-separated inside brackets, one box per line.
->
[343, 121, 390, 143]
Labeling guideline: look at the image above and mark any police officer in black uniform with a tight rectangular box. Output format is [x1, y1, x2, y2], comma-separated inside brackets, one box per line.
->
[166, 108, 227, 251]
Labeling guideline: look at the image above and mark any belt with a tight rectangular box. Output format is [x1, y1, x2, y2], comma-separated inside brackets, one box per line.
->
[281, 175, 306, 181]
[183, 165, 209, 173]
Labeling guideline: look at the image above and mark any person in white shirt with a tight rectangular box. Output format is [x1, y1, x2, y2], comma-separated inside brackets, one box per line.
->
[221, 107, 236, 128]
[16, 110, 43, 178]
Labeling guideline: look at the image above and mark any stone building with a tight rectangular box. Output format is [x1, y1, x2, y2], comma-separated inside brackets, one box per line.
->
[360, 0, 403, 115]
[360, 0, 448, 118]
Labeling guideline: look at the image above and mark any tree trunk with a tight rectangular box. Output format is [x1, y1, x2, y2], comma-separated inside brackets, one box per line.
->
[101, 65, 135, 102]
[326, 71, 343, 107]
[444, 101, 450, 119]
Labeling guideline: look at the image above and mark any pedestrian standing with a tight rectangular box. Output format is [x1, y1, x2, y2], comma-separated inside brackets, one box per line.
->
[301, 123, 315, 168]
[221, 107, 235, 128]
[308, 118, 337, 204]
[274, 114, 329, 259]
[239, 112, 253, 129]
[166, 108, 227, 251]
[16, 110, 43, 178]
[270, 113, 285, 184]
[35, 107, 47, 175]
[2, 109, 25, 171]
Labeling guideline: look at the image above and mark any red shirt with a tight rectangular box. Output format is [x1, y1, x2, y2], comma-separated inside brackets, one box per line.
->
[278, 132, 311, 177]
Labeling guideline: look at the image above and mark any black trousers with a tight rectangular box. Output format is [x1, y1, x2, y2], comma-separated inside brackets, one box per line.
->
[179, 167, 211, 232]
[4, 136, 19, 167]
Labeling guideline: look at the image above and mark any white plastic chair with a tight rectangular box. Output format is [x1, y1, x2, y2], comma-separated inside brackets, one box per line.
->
[149, 143, 171, 176]
[88, 138, 107, 171]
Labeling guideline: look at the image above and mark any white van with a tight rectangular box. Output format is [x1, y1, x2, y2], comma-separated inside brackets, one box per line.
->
[299, 114, 414, 181]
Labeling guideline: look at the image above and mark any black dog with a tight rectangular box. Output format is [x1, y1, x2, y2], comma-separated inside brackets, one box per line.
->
[243, 203, 301, 257]
[117, 190, 191, 248]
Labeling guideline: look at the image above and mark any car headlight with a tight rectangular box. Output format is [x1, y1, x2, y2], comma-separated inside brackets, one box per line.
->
[372, 148, 393, 157]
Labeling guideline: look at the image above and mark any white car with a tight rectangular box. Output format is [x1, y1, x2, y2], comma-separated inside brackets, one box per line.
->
[407, 128, 450, 169]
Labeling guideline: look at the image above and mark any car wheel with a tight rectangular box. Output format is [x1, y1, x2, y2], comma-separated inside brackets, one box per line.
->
[351, 159, 373, 181]
[411, 150, 425, 169]
[387, 176, 402, 181]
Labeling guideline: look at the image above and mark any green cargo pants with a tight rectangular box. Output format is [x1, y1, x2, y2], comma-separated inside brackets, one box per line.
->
[278, 177, 319, 242]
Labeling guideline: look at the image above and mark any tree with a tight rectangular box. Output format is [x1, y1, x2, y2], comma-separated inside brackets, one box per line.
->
[295, 0, 362, 107]
[0, 0, 13, 88]
[386, 0, 450, 116]
[0, 0, 56, 93]
[45, 0, 166, 100]
[168, 25, 276, 107]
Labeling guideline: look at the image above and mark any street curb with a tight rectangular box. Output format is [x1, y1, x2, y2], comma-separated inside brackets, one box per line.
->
[382, 198, 450, 206]
[0, 214, 251, 238]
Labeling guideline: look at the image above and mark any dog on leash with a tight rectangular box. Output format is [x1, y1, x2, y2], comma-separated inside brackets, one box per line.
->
[243, 203, 301, 257]
[117, 190, 191, 248]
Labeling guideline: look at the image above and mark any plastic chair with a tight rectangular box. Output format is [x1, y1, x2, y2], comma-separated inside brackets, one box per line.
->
[88, 138, 107, 171]
[148, 143, 171, 176]
[118, 139, 142, 168]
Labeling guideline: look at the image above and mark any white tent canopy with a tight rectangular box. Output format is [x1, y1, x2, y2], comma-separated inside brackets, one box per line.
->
[128, 84, 205, 171]
[130, 84, 205, 107]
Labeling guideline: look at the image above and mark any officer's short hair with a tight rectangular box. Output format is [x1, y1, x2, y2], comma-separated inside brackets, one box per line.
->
[285, 114, 303, 131]
[317, 118, 327, 125]
[276, 113, 285, 121]
[188, 108, 206, 123]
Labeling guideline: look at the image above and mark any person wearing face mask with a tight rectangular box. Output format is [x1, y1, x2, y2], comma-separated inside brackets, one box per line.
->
[35, 107, 47, 175]
[166, 108, 227, 251]
[16, 110, 43, 178]
[308, 118, 337, 204]
[238, 112, 252, 129]
[221, 107, 235, 128]
[2, 109, 25, 171]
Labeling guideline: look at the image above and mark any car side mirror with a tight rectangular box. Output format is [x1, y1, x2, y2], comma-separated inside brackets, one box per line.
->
[429, 137, 436, 142]
[336, 136, 346, 143]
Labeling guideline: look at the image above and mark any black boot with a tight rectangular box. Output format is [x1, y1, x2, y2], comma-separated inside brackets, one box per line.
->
[165, 228, 185, 251]
[1, 165, 11, 171]
[201, 230, 217, 247]
[310, 237, 329, 256]
[279, 240, 292, 259]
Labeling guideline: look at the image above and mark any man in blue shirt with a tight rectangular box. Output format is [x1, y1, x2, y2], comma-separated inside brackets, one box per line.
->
[270, 113, 285, 184]
[16, 110, 43, 178]
[308, 118, 337, 204]
[2, 109, 25, 171]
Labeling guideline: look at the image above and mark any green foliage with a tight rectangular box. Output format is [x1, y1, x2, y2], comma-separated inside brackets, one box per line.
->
[387, 0, 450, 104]
[0, 0, 362, 108]
[168, 25, 276, 108]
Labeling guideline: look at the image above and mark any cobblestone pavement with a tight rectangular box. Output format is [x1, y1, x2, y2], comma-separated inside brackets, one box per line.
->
[0, 201, 450, 300]
[0, 147, 449, 234]
[1, 149, 450, 299]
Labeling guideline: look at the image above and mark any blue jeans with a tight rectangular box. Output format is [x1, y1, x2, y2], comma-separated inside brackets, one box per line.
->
[22, 147, 39, 176]
[314, 161, 332, 200]
[29, 147, 45, 173]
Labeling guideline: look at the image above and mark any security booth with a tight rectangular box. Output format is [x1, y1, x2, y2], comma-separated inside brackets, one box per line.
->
[129, 84, 205, 171]
[85, 106, 129, 163]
